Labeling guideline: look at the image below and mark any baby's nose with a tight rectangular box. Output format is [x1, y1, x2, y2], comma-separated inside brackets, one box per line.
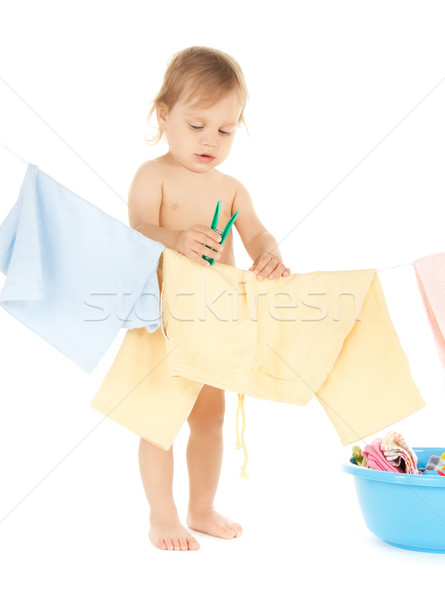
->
[201, 136, 217, 148]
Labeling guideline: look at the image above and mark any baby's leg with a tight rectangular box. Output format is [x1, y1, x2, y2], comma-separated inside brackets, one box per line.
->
[186, 385, 242, 539]
[138, 438, 200, 551]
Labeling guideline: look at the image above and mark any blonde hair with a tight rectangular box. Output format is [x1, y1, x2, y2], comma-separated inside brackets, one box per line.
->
[145, 46, 249, 145]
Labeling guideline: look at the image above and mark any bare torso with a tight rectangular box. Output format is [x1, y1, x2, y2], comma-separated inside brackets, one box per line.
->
[154, 154, 237, 267]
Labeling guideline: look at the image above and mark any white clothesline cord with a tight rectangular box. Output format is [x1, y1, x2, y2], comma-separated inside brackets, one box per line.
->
[0, 142, 421, 274]
[0, 141, 29, 165]
[378, 262, 414, 272]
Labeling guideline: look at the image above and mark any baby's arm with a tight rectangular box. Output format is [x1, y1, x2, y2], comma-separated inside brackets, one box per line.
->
[232, 180, 291, 279]
[127, 161, 180, 248]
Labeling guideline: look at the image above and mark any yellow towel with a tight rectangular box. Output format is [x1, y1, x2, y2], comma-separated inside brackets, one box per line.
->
[91, 248, 425, 474]
[90, 256, 204, 449]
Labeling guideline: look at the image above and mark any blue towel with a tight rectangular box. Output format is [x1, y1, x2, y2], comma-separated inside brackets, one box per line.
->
[0, 163, 165, 372]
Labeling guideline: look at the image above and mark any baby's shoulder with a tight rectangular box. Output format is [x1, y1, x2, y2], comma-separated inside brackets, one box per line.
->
[132, 157, 165, 179]
[213, 169, 244, 196]
[129, 159, 168, 197]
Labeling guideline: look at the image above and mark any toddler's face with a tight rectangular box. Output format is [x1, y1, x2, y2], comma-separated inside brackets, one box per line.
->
[157, 90, 242, 173]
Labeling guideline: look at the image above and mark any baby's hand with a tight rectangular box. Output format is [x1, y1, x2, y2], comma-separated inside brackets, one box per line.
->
[248, 252, 291, 280]
[175, 225, 223, 267]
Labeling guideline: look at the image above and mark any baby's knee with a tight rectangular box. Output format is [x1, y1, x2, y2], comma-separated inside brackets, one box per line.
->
[188, 411, 225, 434]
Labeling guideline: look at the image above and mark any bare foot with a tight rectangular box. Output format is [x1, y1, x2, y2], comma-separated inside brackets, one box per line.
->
[149, 514, 200, 551]
[186, 507, 243, 539]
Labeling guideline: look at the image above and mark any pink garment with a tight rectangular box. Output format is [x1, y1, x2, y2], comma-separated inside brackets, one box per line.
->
[362, 438, 404, 473]
[414, 253, 445, 370]
[380, 431, 419, 474]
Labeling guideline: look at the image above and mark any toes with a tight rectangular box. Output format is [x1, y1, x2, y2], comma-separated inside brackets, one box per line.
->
[188, 537, 200, 550]
[227, 521, 242, 537]
[223, 525, 236, 537]
[226, 522, 237, 533]
[151, 527, 200, 551]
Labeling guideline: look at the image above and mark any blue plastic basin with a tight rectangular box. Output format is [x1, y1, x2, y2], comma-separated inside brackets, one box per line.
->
[342, 447, 445, 553]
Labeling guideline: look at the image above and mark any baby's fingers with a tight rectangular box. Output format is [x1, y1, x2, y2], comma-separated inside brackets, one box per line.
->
[195, 250, 212, 267]
[252, 256, 271, 277]
[202, 237, 223, 259]
[276, 266, 291, 277]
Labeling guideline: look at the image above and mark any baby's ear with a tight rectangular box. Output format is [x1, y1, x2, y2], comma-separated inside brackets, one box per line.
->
[156, 103, 169, 127]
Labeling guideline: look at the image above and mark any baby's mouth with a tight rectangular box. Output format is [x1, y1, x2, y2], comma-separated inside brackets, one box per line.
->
[196, 153, 215, 161]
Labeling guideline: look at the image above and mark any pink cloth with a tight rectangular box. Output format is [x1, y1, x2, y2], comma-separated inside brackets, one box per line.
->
[380, 431, 418, 474]
[414, 253, 445, 370]
[362, 438, 403, 472]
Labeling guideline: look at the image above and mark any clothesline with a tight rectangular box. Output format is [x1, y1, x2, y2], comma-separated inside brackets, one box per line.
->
[1, 142, 28, 166]
[378, 262, 413, 272]
[0, 140, 417, 275]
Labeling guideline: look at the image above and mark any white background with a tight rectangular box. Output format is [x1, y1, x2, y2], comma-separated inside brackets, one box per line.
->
[1, 0, 445, 597]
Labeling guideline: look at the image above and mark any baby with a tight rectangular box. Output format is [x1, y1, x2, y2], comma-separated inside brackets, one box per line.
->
[127, 46, 291, 551]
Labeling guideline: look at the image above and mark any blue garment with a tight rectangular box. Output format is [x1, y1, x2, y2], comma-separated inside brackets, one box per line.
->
[0, 163, 164, 372]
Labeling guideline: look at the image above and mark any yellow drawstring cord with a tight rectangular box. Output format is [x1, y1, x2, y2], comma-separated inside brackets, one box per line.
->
[236, 393, 249, 479]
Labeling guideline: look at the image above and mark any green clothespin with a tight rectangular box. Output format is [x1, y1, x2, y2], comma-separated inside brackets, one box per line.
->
[202, 200, 240, 265]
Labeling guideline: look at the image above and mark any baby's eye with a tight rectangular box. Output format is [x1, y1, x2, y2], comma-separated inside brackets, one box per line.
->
[189, 124, 230, 135]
